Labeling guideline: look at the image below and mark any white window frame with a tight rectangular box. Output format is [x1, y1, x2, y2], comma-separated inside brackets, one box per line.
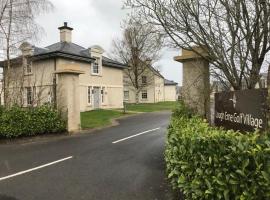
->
[101, 87, 105, 104]
[25, 87, 33, 106]
[141, 90, 148, 100]
[87, 86, 92, 105]
[124, 91, 129, 101]
[24, 60, 33, 75]
[91, 57, 101, 75]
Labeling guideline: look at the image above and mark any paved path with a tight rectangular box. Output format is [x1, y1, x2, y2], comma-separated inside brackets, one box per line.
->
[0, 112, 174, 200]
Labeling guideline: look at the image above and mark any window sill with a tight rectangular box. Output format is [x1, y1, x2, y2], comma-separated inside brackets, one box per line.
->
[91, 73, 102, 77]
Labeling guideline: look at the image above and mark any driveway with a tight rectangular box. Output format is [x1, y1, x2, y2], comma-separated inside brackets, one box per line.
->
[0, 111, 174, 200]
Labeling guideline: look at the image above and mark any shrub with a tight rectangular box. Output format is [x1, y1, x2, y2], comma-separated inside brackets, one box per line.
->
[172, 101, 194, 119]
[165, 104, 270, 200]
[0, 105, 66, 138]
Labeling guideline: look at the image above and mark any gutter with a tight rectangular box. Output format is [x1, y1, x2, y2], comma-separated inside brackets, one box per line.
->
[31, 51, 95, 63]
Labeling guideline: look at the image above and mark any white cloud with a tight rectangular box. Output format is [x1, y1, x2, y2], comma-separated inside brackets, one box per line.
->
[35, 0, 182, 85]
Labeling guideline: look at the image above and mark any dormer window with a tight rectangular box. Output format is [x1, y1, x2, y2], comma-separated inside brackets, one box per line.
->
[92, 57, 100, 75]
[89, 45, 104, 76]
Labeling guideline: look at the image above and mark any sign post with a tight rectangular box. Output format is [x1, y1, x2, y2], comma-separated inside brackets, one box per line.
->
[215, 89, 268, 132]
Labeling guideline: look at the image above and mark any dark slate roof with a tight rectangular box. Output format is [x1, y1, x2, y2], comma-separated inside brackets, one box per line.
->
[149, 66, 164, 78]
[102, 56, 126, 68]
[31, 42, 126, 69]
[0, 56, 23, 68]
[165, 79, 178, 86]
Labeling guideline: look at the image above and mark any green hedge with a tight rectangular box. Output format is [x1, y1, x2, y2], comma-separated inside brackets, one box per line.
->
[0, 105, 66, 138]
[165, 103, 270, 200]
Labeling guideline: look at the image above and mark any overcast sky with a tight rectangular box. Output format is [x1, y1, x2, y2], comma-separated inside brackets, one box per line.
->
[35, 0, 183, 85]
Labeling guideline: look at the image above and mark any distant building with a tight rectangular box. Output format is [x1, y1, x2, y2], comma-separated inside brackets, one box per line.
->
[123, 66, 165, 103]
[123, 66, 178, 103]
[164, 79, 178, 101]
[258, 73, 268, 88]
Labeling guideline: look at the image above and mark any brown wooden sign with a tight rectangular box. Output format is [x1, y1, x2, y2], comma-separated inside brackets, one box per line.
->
[215, 89, 268, 132]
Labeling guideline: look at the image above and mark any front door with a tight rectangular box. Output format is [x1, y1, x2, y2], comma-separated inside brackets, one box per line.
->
[93, 87, 100, 109]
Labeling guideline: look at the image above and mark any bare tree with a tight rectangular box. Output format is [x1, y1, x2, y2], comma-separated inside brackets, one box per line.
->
[125, 0, 270, 90]
[0, 0, 53, 106]
[111, 15, 163, 103]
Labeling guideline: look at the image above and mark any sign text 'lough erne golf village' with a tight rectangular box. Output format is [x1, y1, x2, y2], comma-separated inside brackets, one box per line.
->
[215, 89, 268, 132]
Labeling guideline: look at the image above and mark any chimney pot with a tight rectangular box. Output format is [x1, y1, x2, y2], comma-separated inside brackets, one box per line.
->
[58, 22, 73, 43]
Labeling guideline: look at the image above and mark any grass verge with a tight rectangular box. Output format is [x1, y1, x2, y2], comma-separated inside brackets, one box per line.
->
[126, 101, 178, 112]
[80, 109, 130, 129]
[81, 101, 178, 129]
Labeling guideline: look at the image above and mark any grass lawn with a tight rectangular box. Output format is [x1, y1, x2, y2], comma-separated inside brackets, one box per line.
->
[81, 109, 129, 129]
[81, 101, 178, 129]
[126, 101, 178, 112]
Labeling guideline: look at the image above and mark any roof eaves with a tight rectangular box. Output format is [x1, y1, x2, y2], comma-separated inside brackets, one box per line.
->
[165, 82, 178, 86]
[32, 51, 95, 63]
[103, 60, 127, 69]
[165, 80, 178, 85]
[148, 65, 164, 78]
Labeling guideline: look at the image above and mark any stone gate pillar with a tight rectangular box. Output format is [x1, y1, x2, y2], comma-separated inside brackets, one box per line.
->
[174, 46, 210, 120]
[55, 69, 84, 132]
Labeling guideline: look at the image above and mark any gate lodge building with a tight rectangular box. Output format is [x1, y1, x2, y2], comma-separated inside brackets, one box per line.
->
[0, 23, 126, 111]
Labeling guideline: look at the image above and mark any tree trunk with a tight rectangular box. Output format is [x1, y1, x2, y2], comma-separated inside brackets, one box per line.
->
[266, 64, 270, 131]
[135, 90, 139, 104]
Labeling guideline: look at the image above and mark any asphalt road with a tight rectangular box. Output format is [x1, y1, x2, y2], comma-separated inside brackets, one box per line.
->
[0, 111, 175, 200]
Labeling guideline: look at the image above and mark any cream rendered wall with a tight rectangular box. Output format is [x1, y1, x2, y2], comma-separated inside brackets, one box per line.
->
[28, 59, 55, 105]
[154, 76, 165, 102]
[140, 86, 155, 103]
[164, 85, 177, 101]
[56, 58, 124, 111]
[5, 58, 55, 106]
[124, 72, 165, 103]
[124, 86, 136, 103]
[6, 57, 124, 110]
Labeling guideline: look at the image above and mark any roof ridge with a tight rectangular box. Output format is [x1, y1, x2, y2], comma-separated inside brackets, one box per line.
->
[45, 41, 85, 50]
[70, 42, 86, 50]
[149, 65, 164, 78]
[31, 42, 126, 69]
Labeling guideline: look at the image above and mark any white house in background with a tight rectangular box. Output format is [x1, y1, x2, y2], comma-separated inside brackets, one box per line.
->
[124, 66, 164, 103]
[258, 73, 268, 88]
[123, 66, 178, 103]
[164, 79, 178, 101]
[0, 22, 126, 111]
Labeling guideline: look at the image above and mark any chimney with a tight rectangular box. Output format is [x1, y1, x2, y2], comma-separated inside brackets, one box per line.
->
[19, 42, 34, 56]
[58, 22, 73, 43]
